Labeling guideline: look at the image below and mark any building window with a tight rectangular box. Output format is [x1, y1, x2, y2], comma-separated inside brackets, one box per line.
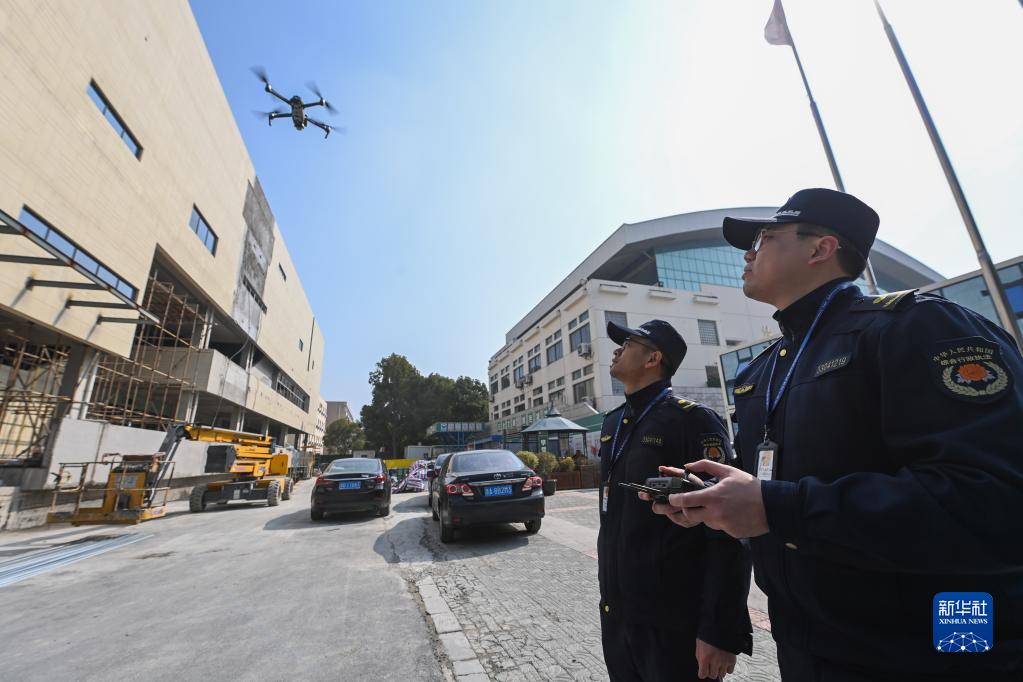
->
[490, 381, 498, 395]
[654, 244, 746, 291]
[571, 369, 582, 381]
[578, 311, 589, 323]
[514, 404, 525, 413]
[299, 339, 304, 351]
[573, 379, 594, 404]
[569, 324, 591, 352]
[188, 207, 218, 255]
[705, 365, 721, 388]
[528, 355, 542, 373]
[532, 387, 543, 396]
[87, 80, 142, 159]
[275, 370, 309, 411]
[698, 319, 720, 346]
[546, 341, 563, 364]
[513, 366, 525, 382]
[611, 377, 626, 396]
[502, 409, 511, 417]
[278, 264, 287, 281]
[568, 318, 577, 330]
[549, 389, 565, 405]
[18, 207, 139, 300]
[501, 376, 510, 389]
[583, 364, 593, 376]
[605, 310, 628, 329]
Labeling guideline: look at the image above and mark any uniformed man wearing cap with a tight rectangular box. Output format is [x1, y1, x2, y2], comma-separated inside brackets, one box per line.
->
[648, 188, 1023, 681]
[597, 319, 752, 681]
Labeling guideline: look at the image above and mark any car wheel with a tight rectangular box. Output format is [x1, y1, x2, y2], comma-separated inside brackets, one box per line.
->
[524, 519, 541, 534]
[310, 507, 324, 521]
[266, 481, 281, 507]
[188, 484, 207, 513]
[377, 504, 390, 517]
[439, 515, 455, 543]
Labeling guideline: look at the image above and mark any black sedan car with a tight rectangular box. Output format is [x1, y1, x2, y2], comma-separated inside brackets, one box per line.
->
[310, 458, 391, 520]
[430, 449, 544, 543]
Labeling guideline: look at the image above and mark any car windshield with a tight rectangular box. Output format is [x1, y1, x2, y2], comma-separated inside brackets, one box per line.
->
[326, 459, 380, 474]
[450, 451, 523, 473]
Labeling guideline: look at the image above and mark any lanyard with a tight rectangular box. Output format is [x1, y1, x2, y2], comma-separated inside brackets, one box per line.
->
[609, 387, 672, 472]
[764, 281, 856, 430]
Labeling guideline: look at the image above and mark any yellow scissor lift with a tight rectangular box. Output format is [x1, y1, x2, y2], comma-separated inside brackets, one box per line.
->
[47, 424, 293, 525]
[186, 426, 294, 512]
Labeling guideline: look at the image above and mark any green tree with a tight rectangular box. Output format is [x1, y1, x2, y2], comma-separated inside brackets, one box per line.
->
[323, 419, 365, 456]
[449, 376, 489, 421]
[360, 354, 423, 456]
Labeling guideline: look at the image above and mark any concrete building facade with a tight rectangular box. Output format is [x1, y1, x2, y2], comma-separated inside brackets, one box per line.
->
[488, 207, 942, 452]
[0, 1, 324, 525]
[325, 401, 354, 427]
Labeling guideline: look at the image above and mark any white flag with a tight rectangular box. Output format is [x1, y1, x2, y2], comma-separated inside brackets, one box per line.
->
[765, 0, 794, 46]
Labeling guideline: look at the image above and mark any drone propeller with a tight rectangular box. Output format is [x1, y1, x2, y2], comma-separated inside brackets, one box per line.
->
[305, 81, 338, 114]
[251, 65, 272, 88]
[252, 108, 287, 118]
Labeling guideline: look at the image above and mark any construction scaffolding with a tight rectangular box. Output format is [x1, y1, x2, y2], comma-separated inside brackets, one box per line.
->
[0, 333, 71, 464]
[85, 269, 208, 431]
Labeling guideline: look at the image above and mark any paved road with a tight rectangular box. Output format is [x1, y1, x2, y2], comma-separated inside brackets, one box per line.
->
[0, 483, 781, 681]
[0, 480, 443, 682]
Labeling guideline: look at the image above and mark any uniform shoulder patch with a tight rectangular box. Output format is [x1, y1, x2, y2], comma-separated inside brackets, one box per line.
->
[850, 288, 918, 313]
[672, 397, 698, 412]
[733, 383, 755, 396]
[929, 336, 1013, 403]
[599, 434, 612, 443]
[698, 433, 731, 462]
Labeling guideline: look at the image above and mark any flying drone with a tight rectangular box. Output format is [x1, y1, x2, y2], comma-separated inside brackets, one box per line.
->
[252, 67, 342, 139]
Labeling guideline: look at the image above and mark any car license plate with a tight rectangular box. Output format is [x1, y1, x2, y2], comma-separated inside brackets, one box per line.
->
[484, 484, 513, 497]
[339, 481, 361, 490]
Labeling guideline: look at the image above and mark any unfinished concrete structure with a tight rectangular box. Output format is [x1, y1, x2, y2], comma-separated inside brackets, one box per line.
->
[0, 1, 324, 527]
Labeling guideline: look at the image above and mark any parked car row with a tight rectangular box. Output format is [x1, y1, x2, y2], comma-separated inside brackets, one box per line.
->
[307, 450, 546, 545]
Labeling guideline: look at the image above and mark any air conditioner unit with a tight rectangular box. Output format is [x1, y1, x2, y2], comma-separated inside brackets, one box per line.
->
[523, 374, 533, 385]
[577, 343, 592, 357]
[514, 377, 526, 388]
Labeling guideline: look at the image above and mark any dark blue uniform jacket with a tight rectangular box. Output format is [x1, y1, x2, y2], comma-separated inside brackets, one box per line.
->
[598, 379, 753, 655]
[732, 279, 1023, 676]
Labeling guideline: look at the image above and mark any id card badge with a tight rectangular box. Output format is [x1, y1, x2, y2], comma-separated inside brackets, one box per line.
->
[756, 440, 778, 481]
[600, 484, 608, 513]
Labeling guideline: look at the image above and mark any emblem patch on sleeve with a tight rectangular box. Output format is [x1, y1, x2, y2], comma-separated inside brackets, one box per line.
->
[733, 383, 754, 396]
[600, 434, 612, 443]
[699, 434, 730, 462]
[929, 336, 1013, 403]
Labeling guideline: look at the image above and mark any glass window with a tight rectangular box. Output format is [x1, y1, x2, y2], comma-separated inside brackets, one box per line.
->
[569, 324, 591, 351]
[583, 364, 593, 376]
[568, 319, 577, 330]
[87, 81, 143, 159]
[546, 341, 563, 364]
[326, 458, 381, 474]
[571, 369, 582, 381]
[573, 379, 594, 404]
[528, 355, 541, 373]
[654, 244, 746, 291]
[611, 377, 626, 396]
[605, 311, 628, 329]
[189, 207, 217, 255]
[513, 366, 525, 382]
[698, 319, 720, 346]
[705, 365, 721, 388]
[550, 389, 565, 404]
[579, 311, 589, 323]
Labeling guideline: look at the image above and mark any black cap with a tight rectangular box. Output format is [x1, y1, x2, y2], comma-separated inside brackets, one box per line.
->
[722, 188, 879, 260]
[607, 319, 687, 377]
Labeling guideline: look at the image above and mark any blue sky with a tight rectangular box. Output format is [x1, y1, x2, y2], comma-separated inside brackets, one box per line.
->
[189, 0, 1023, 414]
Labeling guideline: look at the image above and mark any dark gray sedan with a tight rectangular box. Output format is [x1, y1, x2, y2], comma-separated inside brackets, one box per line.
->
[310, 458, 391, 520]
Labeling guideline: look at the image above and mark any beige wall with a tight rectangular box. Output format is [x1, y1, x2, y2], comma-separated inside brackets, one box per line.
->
[0, 1, 323, 434]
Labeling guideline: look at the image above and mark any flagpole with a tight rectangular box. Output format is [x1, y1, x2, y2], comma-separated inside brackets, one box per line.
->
[770, 1, 880, 294]
[873, 0, 1022, 349]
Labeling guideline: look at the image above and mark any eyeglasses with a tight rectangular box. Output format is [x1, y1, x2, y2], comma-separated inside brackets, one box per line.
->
[622, 337, 658, 353]
[751, 227, 827, 253]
